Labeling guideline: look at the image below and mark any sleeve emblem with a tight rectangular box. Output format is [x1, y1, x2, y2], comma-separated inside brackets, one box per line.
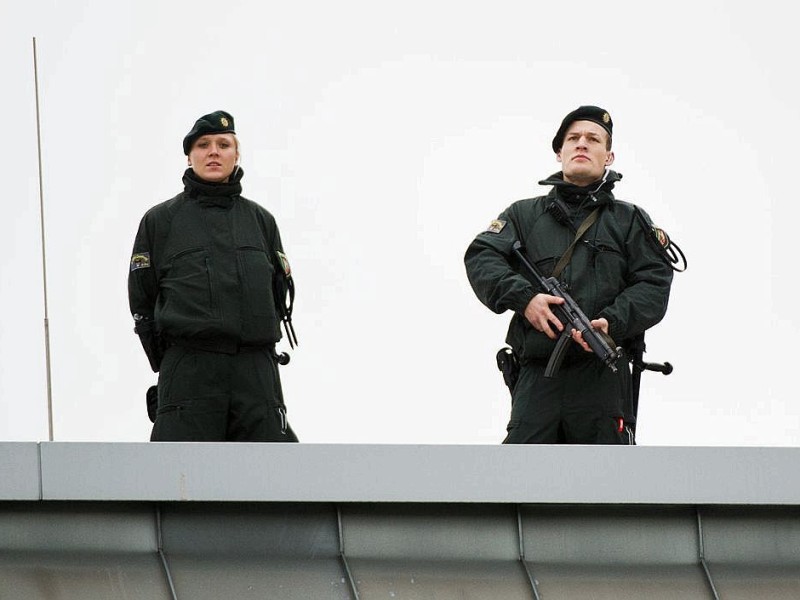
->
[276, 251, 291, 276]
[652, 226, 670, 249]
[130, 252, 151, 271]
[485, 219, 507, 234]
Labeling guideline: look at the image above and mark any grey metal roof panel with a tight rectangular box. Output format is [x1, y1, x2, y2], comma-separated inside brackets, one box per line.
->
[4, 443, 800, 598]
[520, 505, 700, 565]
[0, 443, 40, 500]
[701, 507, 800, 564]
[531, 563, 712, 599]
[710, 564, 800, 600]
[0, 551, 170, 600]
[165, 555, 352, 600]
[159, 502, 341, 557]
[37, 443, 800, 505]
[0, 501, 798, 597]
[348, 558, 533, 600]
[341, 504, 519, 561]
[0, 502, 157, 553]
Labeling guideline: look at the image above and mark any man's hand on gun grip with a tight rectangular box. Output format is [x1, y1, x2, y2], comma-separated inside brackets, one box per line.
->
[524, 293, 565, 340]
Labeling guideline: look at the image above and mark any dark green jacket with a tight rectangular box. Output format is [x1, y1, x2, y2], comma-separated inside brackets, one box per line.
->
[129, 168, 290, 360]
[464, 170, 673, 362]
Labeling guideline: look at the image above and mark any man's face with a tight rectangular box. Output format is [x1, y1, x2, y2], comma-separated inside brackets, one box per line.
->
[188, 133, 239, 182]
[556, 120, 614, 186]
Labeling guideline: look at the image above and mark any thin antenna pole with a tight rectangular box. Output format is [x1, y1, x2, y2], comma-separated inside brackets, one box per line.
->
[32, 37, 54, 442]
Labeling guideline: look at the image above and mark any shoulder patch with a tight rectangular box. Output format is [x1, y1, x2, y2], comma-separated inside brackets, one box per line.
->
[651, 226, 670, 249]
[130, 252, 151, 271]
[276, 251, 291, 276]
[485, 219, 507, 234]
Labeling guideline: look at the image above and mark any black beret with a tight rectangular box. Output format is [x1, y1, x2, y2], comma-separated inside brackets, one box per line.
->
[183, 110, 236, 155]
[551, 105, 613, 152]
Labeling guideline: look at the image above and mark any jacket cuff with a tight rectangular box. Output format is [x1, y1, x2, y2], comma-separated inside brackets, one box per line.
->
[512, 291, 536, 315]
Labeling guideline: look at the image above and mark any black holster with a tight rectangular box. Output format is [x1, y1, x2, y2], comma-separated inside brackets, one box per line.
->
[496, 347, 520, 394]
[146, 385, 158, 423]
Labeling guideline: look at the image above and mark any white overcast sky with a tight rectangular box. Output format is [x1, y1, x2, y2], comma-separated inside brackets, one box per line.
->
[1, 0, 798, 446]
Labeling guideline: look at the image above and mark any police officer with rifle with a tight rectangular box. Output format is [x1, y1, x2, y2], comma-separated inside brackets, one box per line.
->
[466, 106, 683, 445]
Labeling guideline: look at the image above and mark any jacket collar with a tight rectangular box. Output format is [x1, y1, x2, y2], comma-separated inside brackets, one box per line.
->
[183, 167, 244, 207]
[538, 169, 622, 205]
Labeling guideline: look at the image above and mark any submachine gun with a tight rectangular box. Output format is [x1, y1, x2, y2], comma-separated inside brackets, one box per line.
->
[510, 240, 620, 378]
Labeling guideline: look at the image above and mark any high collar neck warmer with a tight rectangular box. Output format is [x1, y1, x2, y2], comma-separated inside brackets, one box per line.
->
[183, 167, 244, 207]
[539, 169, 622, 205]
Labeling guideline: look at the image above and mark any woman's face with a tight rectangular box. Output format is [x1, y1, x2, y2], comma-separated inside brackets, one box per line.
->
[188, 133, 239, 182]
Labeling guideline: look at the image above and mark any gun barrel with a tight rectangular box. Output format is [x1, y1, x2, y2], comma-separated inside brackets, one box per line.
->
[557, 294, 620, 369]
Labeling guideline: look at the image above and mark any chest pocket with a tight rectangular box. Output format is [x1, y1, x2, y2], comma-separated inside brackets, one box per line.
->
[237, 246, 277, 318]
[591, 239, 627, 302]
[162, 247, 217, 318]
[534, 256, 557, 278]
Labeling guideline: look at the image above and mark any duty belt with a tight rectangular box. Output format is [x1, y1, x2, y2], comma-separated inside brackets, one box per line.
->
[166, 336, 273, 355]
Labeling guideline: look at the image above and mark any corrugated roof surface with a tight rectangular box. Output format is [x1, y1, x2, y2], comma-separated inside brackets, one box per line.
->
[1, 443, 800, 599]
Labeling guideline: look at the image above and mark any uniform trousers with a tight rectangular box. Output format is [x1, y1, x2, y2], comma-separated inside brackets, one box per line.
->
[503, 355, 633, 445]
[151, 345, 298, 442]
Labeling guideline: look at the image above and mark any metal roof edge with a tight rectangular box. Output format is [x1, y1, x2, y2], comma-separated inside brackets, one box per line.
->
[11, 442, 795, 505]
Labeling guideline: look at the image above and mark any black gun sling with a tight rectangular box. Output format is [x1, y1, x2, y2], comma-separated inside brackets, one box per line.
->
[551, 206, 601, 279]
